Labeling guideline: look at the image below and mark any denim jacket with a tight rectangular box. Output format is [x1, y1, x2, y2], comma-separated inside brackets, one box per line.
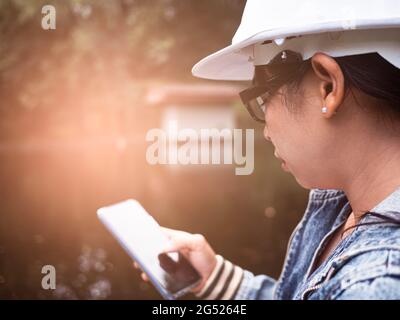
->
[195, 187, 400, 300]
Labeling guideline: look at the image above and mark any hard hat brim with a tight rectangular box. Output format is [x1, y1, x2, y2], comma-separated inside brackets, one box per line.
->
[192, 19, 400, 81]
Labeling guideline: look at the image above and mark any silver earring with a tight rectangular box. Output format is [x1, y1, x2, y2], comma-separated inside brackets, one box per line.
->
[321, 106, 328, 113]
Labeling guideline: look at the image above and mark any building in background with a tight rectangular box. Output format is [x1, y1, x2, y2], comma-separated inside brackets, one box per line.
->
[145, 83, 245, 172]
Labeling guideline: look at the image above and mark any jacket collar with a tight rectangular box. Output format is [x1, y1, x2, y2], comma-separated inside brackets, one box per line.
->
[369, 185, 400, 214]
[310, 186, 400, 213]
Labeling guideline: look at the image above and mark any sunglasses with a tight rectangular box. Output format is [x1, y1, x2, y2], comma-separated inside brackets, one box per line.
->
[239, 50, 303, 123]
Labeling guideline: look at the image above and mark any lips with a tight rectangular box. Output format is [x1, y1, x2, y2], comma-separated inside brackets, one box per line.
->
[274, 151, 284, 162]
[274, 151, 288, 171]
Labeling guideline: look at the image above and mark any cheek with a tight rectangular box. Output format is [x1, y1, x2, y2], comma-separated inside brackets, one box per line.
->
[267, 108, 321, 167]
[265, 105, 299, 152]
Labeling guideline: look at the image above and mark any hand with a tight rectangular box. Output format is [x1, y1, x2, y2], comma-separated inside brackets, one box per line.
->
[133, 227, 217, 294]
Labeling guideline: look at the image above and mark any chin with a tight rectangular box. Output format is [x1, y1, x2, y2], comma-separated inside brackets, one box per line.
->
[292, 173, 316, 190]
[295, 179, 313, 190]
[290, 167, 334, 190]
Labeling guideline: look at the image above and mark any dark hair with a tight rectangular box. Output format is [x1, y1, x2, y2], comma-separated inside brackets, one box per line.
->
[282, 52, 400, 128]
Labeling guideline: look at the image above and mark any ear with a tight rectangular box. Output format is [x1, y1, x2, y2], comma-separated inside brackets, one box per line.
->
[311, 53, 345, 118]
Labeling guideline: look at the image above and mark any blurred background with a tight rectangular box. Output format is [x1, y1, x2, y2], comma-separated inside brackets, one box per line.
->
[0, 0, 309, 299]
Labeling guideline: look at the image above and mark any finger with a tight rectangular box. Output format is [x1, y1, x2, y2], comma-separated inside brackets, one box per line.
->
[163, 232, 204, 253]
[133, 261, 140, 269]
[161, 227, 192, 239]
[141, 272, 149, 282]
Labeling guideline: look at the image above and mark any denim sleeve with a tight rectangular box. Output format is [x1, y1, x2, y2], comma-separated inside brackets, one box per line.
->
[194, 255, 277, 300]
[234, 270, 277, 300]
[333, 276, 400, 300]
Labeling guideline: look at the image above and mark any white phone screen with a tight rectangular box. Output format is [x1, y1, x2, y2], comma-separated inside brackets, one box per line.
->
[97, 200, 201, 298]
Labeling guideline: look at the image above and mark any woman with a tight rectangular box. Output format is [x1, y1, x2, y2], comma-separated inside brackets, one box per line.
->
[136, 0, 400, 299]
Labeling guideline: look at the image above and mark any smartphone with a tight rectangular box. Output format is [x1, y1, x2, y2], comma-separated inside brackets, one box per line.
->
[97, 199, 202, 300]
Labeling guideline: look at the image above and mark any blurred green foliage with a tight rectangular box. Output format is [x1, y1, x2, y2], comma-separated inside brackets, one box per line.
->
[0, 0, 244, 108]
[0, 0, 246, 141]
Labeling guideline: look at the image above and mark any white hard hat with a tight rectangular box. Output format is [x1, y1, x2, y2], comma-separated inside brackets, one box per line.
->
[192, 0, 400, 81]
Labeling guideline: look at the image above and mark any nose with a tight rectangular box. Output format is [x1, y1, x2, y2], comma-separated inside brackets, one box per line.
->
[263, 125, 271, 142]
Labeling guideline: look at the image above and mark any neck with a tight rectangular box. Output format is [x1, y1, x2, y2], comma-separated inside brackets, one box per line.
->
[342, 137, 400, 222]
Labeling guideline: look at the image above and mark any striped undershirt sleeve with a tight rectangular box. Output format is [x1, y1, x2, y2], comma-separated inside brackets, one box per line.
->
[195, 255, 244, 300]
